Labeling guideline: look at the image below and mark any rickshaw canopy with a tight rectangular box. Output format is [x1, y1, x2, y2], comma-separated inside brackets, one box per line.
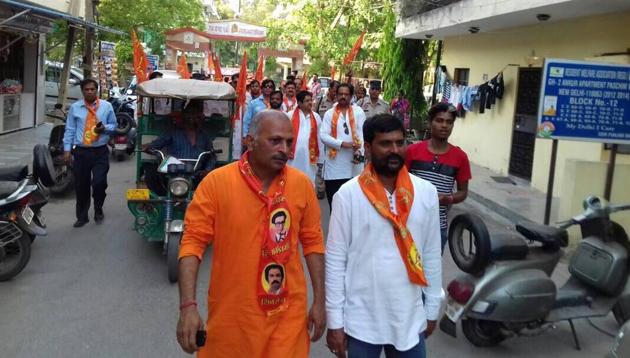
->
[137, 78, 236, 100]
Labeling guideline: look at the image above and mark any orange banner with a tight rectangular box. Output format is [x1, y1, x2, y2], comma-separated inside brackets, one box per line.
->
[342, 31, 366, 65]
[255, 53, 264, 82]
[330, 64, 336, 81]
[177, 54, 190, 79]
[131, 30, 148, 84]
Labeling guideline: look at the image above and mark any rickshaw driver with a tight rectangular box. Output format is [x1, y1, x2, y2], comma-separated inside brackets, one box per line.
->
[142, 103, 215, 165]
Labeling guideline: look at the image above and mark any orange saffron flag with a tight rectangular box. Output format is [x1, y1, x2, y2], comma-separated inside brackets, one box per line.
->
[207, 52, 214, 73]
[213, 53, 223, 82]
[330, 64, 336, 81]
[131, 30, 148, 83]
[300, 70, 308, 91]
[342, 31, 366, 65]
[177, 54, 191, 79]
[232, 51, 248, 124]
[255, 53, 264, 82]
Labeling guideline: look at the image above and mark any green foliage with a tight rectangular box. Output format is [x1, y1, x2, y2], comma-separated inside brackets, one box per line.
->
[236, 0, 392, 78]
[379, 7, 432, 130]
[98, 0, 205, 52]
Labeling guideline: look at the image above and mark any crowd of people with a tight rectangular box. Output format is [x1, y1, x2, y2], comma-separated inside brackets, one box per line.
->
[60, 72, 471, 358]
[175, 73, 472, 358]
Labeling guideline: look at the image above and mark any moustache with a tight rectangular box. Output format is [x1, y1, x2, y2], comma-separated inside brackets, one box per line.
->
[385, 153, 404, 163]
[271, 280, 281, 286]
[272, 153, 288, 162]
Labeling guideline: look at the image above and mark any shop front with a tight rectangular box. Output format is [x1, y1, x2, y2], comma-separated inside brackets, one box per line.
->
[0, 8, 46, 134]
[0, 0, 123, 135]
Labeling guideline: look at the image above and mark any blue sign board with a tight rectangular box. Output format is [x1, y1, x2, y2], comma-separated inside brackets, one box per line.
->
[538, 58, 630, 144]
[146, 55, 159, 72]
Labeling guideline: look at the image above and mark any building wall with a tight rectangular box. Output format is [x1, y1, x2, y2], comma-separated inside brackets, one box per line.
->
[441, 10, 630, 196]
[561, 160, 630, 246]
[33, 0, 84, 18]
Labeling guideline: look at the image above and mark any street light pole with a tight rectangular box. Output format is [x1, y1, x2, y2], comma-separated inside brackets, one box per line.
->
[83, 0, 95, 79]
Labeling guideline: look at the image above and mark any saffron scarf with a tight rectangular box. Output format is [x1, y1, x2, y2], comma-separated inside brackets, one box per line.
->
[238, 152, 292, 315]
[358, 163, 428, 286]
[283, 97, 296, 112]
[82, 99, 100, 145]
[328, 105, 359, 159]
[289, 110, 319, 164]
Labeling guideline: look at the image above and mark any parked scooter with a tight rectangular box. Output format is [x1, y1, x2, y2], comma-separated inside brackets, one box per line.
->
[108, 95, 136, 161]
[0, 146, 50, 281]
[441, 196, 630, 350]
[46, 104, 74, 195]
[608, 320, 630, 357]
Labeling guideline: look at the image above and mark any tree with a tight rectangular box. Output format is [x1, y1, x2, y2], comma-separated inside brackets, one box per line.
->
[379, 6, 434, 130]
[97, 0, 205, 81]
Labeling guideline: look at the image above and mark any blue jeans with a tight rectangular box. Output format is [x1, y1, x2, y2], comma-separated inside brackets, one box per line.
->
[441, 228, 448, 255]
[347, 334, 426, 358]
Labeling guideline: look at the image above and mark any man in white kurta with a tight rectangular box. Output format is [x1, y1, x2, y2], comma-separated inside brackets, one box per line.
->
[325, 113, 443, 357]
[287, 90, 324, 184]
[320, 83, 366, 208]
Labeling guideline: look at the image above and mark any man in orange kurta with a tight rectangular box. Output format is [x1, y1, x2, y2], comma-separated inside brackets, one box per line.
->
[176, 110, 326, 357]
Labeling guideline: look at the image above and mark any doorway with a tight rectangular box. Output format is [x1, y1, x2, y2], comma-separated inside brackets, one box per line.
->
[508, 67, 542, 180]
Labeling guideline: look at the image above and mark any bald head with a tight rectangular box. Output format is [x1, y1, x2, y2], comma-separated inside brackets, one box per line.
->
[249, 109, 290, 138]
[247, 110, 293, 173]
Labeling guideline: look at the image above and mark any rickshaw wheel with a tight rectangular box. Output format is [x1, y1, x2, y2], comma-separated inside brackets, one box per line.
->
[167, 233, 181, 283]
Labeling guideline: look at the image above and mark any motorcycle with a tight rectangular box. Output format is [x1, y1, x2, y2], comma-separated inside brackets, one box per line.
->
[46, 104, 74, 195]
[108, 95, 137, 162]
[440, 196, 630, 350]
[0, 147, 50, 281]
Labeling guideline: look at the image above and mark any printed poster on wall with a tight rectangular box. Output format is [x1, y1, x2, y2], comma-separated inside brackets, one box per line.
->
[537, 58, 630, 144]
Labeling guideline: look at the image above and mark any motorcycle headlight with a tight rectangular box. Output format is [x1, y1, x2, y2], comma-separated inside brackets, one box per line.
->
[169, 178, 190, 197]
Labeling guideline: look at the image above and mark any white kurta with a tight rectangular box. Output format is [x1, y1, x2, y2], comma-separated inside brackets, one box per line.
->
[325, 176, 444, 351]
[286, 109, 324, 183]
[320, 104, 366, 180]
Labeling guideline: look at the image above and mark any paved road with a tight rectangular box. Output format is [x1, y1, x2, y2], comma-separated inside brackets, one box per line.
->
[0, 158, 619, 357]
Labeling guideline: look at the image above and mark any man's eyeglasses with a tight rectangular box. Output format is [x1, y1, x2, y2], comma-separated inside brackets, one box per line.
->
[343, 121, 349, 135]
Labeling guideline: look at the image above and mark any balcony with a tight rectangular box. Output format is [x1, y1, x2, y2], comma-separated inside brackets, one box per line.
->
[397, 0, 461, 20]
[396, 0, 630, 40]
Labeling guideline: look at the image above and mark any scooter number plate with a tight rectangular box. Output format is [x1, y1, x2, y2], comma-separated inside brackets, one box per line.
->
[445, 296, 464, 322]
[114, 143, 127, 150]
[21, 205, 34, 225]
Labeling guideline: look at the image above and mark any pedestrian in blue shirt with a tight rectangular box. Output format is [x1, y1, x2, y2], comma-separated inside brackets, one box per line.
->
[63, 79, 117, 227]
[242, 78, 275, 137]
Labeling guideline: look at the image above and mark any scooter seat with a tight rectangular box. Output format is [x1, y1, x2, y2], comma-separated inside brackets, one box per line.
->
[490, 233, 529, 260]
[516, 222, 569, 249]
[0, 165, 28, 182]
[0, 181, 19, 200]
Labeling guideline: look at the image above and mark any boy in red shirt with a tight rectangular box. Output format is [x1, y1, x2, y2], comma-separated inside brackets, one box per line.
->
[405, 103, 471, 253]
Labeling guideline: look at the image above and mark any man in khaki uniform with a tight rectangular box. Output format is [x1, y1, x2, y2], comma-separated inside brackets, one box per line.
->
[360, 82, 390, 120]
[315, 80, 340, 119]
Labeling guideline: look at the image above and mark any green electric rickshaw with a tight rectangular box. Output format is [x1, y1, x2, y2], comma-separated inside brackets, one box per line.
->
[125, 78, 237, 282]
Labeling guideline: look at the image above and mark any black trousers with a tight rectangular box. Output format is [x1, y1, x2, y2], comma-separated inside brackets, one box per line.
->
[73, 146, 110, 221]
[325, 178, 350, 210]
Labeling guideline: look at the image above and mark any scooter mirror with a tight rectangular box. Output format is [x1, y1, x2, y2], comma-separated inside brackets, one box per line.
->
[583, 196, 602, 210]
[54, 103, 63, 110]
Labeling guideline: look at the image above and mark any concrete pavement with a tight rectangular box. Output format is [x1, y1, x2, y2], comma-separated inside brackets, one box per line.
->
[0, 154, 620, 357]
[0, 123, 52, 167]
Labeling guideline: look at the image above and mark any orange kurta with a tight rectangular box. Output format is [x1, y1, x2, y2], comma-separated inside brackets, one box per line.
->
[180, 162, 324, 358]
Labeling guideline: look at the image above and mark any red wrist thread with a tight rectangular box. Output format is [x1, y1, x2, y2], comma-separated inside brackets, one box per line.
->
[180, 300, 197, 310]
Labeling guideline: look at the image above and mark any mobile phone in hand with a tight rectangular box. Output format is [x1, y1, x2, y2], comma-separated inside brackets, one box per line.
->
[196, 330, 206, 347]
